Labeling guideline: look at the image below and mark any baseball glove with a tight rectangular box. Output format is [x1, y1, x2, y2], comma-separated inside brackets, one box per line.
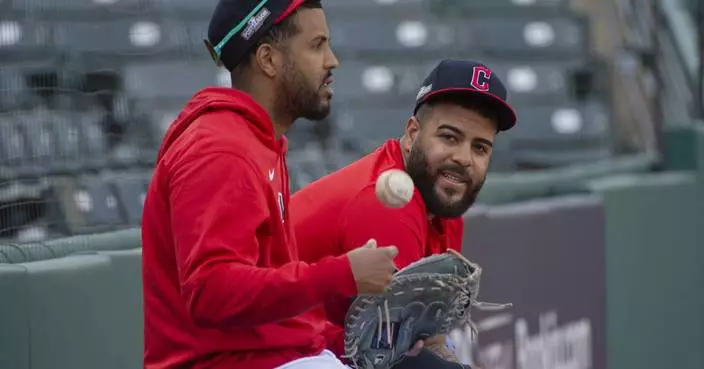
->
[342, 249, 510, 369]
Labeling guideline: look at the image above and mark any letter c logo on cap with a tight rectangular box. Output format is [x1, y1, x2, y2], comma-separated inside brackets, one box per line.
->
[470, 66, 492, 92]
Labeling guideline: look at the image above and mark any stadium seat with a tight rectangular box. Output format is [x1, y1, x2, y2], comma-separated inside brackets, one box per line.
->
[330, 59, 438, 103]
[331, 58, 587, 104]
[0, 116, 29, 174]
[288, 151, 332, 191]
[326, 149, 364, 173]
[506, 101, 613, 167]
[454, 16, 589, 58]
[487, 135, 517, 173]
[78, 175, 125, 228]
[141, 168, 154, 187]
[53, 18, 187, 57]
[286, 120, 320, 152]
[183, 20, 211, 56]
[48, 175, 125, 236]
[0, 59, 66, 111]
[51, 112, 83, 173]
[0, 18, 54, 59]
[74, 111, 109, 170]
[8, 0, 149, 14]
[0, 68, 28, 110]
[332, 105, 408, 155]
[14, 111, 58, 176]
[123, 60, 222, 102]
[329, 16, 459, 55]
[509, 102, 610, 143]
[109, 172, 148, 226]
[153, 0, 219, 16]
[514, 147, 613, 168]
[130, 99, 182, 148]
[324, 0, 429, 15]
[435, 0, 570, 12]
[486, 60, 584, 103]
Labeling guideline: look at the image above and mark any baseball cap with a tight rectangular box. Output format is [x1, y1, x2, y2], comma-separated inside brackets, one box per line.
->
[414, 59, 517, 131]
[205, 0, 307, 71]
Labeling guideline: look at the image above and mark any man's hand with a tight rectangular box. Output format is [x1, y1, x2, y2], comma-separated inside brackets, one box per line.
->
[424, 335, 460, 362]
[406, 340, 424, 356]
[346, 239, 398, 294]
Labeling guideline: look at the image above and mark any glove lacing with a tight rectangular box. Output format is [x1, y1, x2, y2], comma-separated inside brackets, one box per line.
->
[342, 251, 513, 368]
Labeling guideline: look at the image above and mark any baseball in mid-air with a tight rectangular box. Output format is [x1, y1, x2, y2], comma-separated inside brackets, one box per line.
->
[375, 169, 414, 208]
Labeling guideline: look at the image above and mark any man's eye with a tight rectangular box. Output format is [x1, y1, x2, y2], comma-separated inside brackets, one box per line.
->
[441, 135, 457, 143]
[313, 39, 327, 49]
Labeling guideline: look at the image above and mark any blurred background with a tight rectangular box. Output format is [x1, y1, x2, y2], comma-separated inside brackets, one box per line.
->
[0, 0, 703, 369]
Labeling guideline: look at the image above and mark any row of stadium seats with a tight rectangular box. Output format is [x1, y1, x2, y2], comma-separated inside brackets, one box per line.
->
[0, 13, 589, 59]
[2, 0, 572, 17]
[0, 170, 150, 241]
[47, 171, 150, 234]
[1, 56, 600, 110]
[0, 97, 612, 182]
[0, 84, 612, 170]
[0, 108, 150, 178]
[298, 100, 612, 152]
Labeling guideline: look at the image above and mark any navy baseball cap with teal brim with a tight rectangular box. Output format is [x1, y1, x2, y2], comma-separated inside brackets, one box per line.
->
[414, 59, 518, 132]
[205, 0, 307, 71]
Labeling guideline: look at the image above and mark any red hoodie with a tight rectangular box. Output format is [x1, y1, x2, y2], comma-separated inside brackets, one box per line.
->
[141, 87, 357, 369]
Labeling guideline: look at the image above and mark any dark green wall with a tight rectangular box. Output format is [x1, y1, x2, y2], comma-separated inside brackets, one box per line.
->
[588, 124, 704, 369]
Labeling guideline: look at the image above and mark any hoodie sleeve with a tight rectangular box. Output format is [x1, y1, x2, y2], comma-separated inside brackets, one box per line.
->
[339, 186, 426, 269]
[168, 152, 357, 328]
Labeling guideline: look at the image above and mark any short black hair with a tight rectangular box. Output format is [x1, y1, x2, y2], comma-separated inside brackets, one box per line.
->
[415, 93, 501, 131]
[231, 0, 322, 81]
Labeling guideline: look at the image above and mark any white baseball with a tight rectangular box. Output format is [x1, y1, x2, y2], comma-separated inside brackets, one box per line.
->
[375, 169, 414, 208]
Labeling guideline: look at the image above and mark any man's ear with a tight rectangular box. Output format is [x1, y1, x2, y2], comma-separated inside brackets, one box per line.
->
[254, 43, 280, 78]
[401, 115, 421, 153]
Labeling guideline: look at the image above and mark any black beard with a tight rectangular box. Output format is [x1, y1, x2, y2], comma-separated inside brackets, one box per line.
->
[276, 58, 331, 121]
[405, 141, 485, 218]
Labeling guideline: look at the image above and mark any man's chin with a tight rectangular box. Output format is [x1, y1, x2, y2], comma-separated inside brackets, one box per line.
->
[430, 191, 474, 217]
[302, 107, 330, 121]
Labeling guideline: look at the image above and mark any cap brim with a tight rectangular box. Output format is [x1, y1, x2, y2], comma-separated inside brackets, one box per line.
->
[416, 88, 517, 131]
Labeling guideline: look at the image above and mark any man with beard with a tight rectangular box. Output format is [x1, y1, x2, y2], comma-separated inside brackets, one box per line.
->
[141, 1, 402, 368]
[290, 59, 517, 368]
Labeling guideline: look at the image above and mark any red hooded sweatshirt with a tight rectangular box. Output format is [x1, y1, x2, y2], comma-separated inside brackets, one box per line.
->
[141, 87, 357, 369]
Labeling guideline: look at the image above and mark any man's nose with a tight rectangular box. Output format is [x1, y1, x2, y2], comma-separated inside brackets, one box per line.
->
[325, 47, 339, 70]
[451, 145, 473, 168]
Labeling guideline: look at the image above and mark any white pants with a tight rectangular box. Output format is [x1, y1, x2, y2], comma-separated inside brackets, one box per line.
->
[275, 350, 351, 369]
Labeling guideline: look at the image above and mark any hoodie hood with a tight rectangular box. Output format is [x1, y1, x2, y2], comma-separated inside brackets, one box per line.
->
[155, 87, 287, 164]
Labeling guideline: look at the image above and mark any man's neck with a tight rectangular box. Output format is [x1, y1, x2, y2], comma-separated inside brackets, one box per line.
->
[267, 109, 294, 139]
[234, 83, 293, 139]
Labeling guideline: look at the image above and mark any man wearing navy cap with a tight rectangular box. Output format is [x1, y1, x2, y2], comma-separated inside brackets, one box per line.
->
[291, 59, 517, 368]
[141, 1, 401, 368]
